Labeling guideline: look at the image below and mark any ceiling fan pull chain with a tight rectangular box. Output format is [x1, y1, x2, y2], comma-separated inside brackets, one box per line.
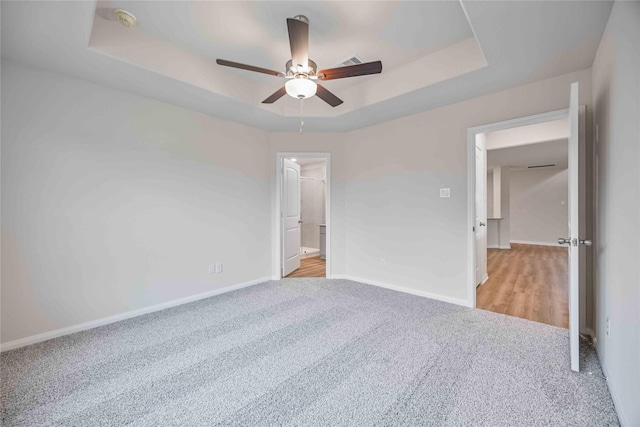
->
[299, 98, 304, 135]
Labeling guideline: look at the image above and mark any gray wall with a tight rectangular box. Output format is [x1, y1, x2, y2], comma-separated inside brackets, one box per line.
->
[1, 62, 272, 343]
[2, 60, 595, 344]
[510, 168, 569, 245]
[487, 172, 494, 217]
[300, 162, 326, 251]
[340, 69, 591, 303]
[592, 1, 640, 425]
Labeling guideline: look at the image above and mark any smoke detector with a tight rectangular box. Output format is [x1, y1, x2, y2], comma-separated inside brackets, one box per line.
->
[113, 9, 137, 28]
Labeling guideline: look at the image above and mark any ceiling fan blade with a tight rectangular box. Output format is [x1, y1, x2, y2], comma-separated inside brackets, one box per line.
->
[316, 84, 343, 107]
[216, 59, 285, 77]
[287, 17, 309, 69]
[262, 87, 287, 104]
[318, 60, 382, 81]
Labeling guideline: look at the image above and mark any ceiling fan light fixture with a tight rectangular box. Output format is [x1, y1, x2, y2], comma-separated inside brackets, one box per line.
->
[285, 78, 317, 99]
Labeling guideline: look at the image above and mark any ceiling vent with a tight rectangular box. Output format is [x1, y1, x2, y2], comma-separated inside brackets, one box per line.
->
[527, 164, 556, 169]
[335, 55, 363, 67]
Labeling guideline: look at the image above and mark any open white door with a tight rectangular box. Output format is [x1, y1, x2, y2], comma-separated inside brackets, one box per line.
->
[282, 158, 301, 277]
[561, 82, 590, 372]
[475, 134, 488, 285]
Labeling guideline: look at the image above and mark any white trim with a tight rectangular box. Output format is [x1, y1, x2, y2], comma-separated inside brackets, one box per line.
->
[334, 275, 471, 308]
[467, 127, 477, 308]
[0, 277, 272, 352]
[467, 109, 569, 308]
[487, 245, 511, 249]
[510, 240, 564, 247]
[275, 152, 331, 279]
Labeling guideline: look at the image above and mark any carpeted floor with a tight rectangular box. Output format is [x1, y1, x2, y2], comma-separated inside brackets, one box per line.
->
[1, 279, 618, 426]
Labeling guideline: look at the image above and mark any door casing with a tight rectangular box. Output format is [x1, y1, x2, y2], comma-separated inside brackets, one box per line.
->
[467, 105, 588, 343]
[467, 109, 579, 307]
[275, 152, 331, 279]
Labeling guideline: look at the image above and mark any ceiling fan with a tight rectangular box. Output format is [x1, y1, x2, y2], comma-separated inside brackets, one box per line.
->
[216, 15, 383, 107]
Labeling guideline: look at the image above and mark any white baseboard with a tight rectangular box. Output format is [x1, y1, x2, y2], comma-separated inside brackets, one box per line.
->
[510, 239, 563, 247]
[488, 245, 511, 249]
[333, 275, 471, 308]
[595, 346, 630, 426]
[0, 277, 272, 352]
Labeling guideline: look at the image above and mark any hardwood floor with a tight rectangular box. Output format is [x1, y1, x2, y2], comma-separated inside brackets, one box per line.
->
[285, 256, 326, 278]
[476, 243, 569, 328]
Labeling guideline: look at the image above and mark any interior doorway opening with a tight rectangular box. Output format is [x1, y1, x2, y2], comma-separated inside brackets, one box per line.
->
[469, 110, 569, 328]
[468, 85, 587, 373]
[276, 153, 330, 279]
[474, 116, 571, 328]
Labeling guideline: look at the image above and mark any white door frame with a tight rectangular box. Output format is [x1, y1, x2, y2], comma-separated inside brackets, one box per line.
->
[466, 109, 569, 309]
[275, 152, 331, 279]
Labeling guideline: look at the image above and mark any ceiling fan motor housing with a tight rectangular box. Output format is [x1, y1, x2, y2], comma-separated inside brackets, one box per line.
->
[216, 13, 381, 107]
[286, 59, 317, 77]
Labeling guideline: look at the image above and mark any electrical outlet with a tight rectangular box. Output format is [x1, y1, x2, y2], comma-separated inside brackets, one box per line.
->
[209, 262, 223, 274]
[606, 317, 610, 337]
[439, 188, 451, 198]
[380, 258, 386, 268]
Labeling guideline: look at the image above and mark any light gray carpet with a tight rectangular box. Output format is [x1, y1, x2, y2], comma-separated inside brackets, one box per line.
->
[1, 279, 618, 426]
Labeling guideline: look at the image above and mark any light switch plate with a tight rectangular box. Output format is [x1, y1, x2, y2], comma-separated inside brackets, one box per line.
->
[439, 188, 451, 198]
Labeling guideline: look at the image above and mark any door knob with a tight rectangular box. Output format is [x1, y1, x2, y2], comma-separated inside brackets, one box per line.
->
[580, 239, 592, 246]
[298, 220, 303, 224]
[479, 222, 486, 227]
[558, 238, 571, 245]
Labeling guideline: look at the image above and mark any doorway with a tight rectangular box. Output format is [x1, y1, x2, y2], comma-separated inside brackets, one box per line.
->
[275, 152, 331, 279]
[468, 84, 588, 372]
[471, 115, 571, 328]
[478, 119, 571, 327]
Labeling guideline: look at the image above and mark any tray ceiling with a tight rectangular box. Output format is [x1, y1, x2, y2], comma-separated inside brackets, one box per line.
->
[1, 1, 613, 132]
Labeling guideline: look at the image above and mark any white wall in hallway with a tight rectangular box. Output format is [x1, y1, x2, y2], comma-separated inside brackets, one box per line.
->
[510, 168, 569, 246]
[300, 162, 326, 250]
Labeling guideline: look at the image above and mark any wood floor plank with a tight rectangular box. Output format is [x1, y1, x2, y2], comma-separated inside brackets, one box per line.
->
[285, 256, 326, 278]
[477, 243, 568, 329]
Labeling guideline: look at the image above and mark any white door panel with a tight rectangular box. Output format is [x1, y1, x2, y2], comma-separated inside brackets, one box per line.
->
[566, 82, 587, 372]
[475, 134, 488, 285]
[282, 159, 301, 276]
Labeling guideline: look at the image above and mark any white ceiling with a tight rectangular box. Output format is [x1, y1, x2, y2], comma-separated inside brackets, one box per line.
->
[486, 118, 569, 169]
[486, 118, 569, 150]
[290, 157, 326, 166]
[488, 139, 568, 170]
[0, 1, 613, 132]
